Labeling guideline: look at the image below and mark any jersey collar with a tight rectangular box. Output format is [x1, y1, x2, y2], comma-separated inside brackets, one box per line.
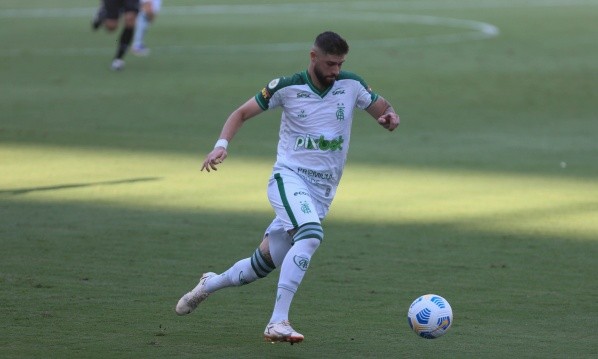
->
[303, 70, 333, 98]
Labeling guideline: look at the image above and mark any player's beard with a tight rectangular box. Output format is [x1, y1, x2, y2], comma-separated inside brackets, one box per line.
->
[313, 66, 337, 88]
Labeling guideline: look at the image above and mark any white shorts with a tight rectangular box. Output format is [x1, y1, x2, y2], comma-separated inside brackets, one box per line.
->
[267, 167, 330, 231]
[263, 217, 292, 267]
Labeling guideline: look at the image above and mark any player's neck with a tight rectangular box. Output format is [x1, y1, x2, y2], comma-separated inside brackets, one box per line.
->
[306, 69, 327, 92]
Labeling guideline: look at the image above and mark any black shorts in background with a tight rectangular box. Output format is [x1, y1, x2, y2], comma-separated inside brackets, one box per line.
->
[104, 0, 139, 20]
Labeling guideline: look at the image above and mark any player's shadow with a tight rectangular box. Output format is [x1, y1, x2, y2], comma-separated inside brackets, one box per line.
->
[0, 177, 161, 196]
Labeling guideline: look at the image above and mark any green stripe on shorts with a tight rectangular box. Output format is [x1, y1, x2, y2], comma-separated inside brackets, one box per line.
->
[274, 173, 298, 228]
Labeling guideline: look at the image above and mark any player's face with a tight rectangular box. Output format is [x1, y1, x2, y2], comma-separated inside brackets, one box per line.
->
[312, 51, 346, 88]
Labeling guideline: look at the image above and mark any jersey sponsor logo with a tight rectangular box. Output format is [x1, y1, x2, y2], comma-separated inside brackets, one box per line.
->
[332, 88, 345, 95]
[268, 78, 280, 89]
[293, 191, 310, 197]
[294, 134, 344, 152]
[297, 91, 311, 98]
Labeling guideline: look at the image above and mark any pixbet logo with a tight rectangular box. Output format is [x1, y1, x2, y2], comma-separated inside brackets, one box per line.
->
[294, 134, 344, 151]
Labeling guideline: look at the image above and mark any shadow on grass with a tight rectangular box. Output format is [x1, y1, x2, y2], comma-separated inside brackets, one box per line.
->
[0, 198, 596, 357]
[0, 177, 161, 196]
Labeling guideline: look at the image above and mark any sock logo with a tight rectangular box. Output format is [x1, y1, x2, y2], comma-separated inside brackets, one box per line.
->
[293, 255, 310, 271]
[238, 271, 248, 285]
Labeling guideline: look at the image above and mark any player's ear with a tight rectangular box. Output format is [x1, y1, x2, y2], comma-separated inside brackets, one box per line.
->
[310, 48, 318, 62]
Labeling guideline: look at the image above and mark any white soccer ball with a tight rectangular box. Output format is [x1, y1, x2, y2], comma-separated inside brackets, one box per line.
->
[407, 294, 453, 339]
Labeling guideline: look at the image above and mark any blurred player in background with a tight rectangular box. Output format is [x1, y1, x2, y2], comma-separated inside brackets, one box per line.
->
[91, 0, 139, 71]
[132, 0, 162, 56]
[175, 31, 400, 344]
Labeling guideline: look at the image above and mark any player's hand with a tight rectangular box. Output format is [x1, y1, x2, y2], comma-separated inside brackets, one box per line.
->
[377, 112, 400, 131]
[201, 147, 228, 172]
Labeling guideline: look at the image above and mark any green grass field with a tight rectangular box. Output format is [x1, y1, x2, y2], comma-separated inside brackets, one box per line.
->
[1, 0, 597, 357]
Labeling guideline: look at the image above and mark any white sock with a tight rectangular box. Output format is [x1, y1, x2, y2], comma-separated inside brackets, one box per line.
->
[132, 12, 150, 48]
[204, 257, 258, 293]
[269, 237, 320, 322]
[270, 287, 294, 323]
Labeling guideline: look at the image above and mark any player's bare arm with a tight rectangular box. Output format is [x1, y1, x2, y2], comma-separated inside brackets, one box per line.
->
[366, 96, 400, 131]
[201, 98, 264, 172]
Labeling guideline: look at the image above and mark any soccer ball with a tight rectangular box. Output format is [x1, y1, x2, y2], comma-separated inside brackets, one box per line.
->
[407, 294, 453, 339]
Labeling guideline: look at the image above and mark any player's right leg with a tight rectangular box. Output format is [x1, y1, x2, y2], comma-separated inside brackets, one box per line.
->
[132, 0, 154, 55]
[175, 223, 287, 316]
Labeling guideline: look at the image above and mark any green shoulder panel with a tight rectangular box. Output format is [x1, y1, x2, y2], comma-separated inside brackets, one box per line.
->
[255, 71, 306, 110]
[338, 70, 379, 106]
[338, 70, 370, 89]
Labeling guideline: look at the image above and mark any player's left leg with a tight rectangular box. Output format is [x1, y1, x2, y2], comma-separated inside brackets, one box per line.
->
[111, 0, 139, 70]
[263, 171, 327, 343]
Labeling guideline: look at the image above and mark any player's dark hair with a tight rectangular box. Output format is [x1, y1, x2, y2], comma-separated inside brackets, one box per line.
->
[314, 31, 349, 55]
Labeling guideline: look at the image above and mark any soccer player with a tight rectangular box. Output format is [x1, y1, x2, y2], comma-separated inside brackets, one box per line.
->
[132, 0, 162, 56]
[91, 0, 139, 70]
[175, 31, 400, 344]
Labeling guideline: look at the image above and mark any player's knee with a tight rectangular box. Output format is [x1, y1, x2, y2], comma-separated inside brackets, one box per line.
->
[250, 247, 276, 279]
[124, 12, 137, 27]
[292, 222, 324, 246]
[104, 21, 117, 31]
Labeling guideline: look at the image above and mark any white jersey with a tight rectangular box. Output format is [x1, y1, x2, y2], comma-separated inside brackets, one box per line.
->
[141, 0, 162, 12]
[256, 70, 378, 203]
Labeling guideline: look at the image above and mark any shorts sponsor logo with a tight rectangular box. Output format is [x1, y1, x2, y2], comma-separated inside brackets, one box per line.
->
[297, 167, 334, 181]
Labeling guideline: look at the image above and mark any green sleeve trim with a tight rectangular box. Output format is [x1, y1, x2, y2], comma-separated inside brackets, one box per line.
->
[366, 93, 380, 109]
[255, 93, 268, 110]
[254, 72, 305, 110]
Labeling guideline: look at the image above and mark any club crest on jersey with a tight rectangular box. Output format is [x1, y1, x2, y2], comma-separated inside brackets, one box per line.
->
[336, 103, 345, 121]
[294, 134, 344, 152]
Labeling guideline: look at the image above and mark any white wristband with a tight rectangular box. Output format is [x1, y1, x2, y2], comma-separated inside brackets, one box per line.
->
[214, 139, 229, 149]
